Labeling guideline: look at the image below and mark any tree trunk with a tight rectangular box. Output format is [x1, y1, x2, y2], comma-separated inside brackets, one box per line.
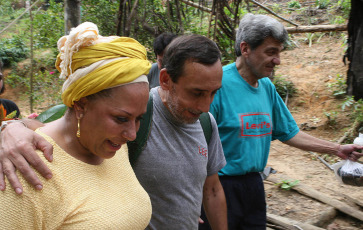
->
[64, 0, 81, 34]
[346, 0, 363, 100]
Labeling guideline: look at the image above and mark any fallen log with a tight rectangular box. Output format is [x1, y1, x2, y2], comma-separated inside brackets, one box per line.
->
[267, 213, 325, 230]
[267, 223, 288, 230]
[305, 207, 337, 227]
[267, 176, 363, 222]
[286, 24, 347, 33]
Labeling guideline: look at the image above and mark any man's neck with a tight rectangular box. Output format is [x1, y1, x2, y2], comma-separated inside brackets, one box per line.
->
[235, 56, 259, 88]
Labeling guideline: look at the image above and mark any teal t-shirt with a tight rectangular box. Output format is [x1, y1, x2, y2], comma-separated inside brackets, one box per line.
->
[210, 63, 299, 176]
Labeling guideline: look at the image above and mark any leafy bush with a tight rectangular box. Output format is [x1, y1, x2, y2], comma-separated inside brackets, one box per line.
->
[6, 62, 63, 110]
[31, 0, 64, 50]
[337, 0, 351, 17]
[288, 1, 301, 9]
[0, 36, 29, 67]
[316, 0, 331, 9]
[82, 0, 119, 35]
[327, 74, 346, 98]
[272, 75, 297, 100]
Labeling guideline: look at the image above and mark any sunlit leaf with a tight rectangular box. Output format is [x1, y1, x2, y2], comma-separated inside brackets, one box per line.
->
[36, 104, 67, 123]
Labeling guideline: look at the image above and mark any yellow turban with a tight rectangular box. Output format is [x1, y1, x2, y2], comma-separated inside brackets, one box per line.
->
[55, 22, 151, 107]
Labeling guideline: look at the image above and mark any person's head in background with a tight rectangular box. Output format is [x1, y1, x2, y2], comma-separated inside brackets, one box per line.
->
[235, 13, 288, 80]
[153, 32, 177, 70]
[159, 34, 222, 124]
[0, 61, 5, 95]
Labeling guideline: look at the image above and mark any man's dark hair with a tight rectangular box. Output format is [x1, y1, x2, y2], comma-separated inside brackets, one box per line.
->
[153, 32, 177, 57]
[162, 34, 221, 83]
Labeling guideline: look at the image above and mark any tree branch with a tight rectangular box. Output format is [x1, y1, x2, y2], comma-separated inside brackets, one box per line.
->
[249, 0, 299, 26]
[179, 0, 212, 13]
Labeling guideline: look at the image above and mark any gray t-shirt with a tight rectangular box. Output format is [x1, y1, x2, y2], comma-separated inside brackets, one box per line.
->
[147, 63, 160, 89]
[133, 87, 226, 230]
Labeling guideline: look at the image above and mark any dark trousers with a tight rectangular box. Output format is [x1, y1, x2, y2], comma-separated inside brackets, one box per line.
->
[199, 173, 266, 230]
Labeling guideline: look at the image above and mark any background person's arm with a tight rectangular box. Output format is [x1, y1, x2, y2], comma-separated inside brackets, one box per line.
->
[0, 119, 53, 194]
[202, 173, 227, 230]
[283, 131, 363, 161]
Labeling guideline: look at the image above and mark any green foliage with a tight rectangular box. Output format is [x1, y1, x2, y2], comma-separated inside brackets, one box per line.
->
[6, 63, 63, 110]
[0, 0, 15, 19]
[327, 74, 346, 98]
[288, 1, 301, 9]
[316, 0, 331, 9]
[275, 179, 300, 191]
[304, 33, 325, 47]
[337, 0, 351, 17]
[331, 15, 346, 25]
[0, 36, 29, 67]
[272, 75, 297, 99]
[341, 96, 355, 111]
[354, 99, 363, 123]
[30, 0, 64, 50]
[82, 0, 119, 35]
[339, 97, 363, 124]
[324, 110, 339, 126]
[36, 104, 67, 123]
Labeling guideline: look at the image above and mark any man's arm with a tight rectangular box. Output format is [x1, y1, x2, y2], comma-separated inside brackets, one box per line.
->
[0, 119, 53, 194]
[283, 131, 363, 161]
[202, 173, 227, 230]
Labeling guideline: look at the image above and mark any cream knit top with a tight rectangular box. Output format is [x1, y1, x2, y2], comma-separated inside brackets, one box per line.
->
[0, 131, 152, 229]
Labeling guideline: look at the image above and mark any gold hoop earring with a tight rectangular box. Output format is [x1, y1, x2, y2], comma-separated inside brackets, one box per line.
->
[77, 118, 81, 138]
[77, 114, 83, 138]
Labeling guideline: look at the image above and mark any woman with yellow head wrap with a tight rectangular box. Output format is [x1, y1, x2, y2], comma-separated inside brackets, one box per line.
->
[0, 22, 152, 229]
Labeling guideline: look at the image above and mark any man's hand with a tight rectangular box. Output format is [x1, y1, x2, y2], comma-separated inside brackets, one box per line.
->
[335, 144, 363, 161]
[0, 122, 53, 194]
[285, 131, 363, 161]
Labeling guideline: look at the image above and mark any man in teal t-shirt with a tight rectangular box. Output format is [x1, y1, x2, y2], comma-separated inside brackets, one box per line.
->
[199, 13, 363, 230]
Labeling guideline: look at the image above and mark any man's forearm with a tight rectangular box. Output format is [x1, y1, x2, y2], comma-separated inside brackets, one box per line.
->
[22, 118, 44, 131]
[283, 131, 340, 155]
[203, 189, 227, 230]
[203, 174, 227, 230]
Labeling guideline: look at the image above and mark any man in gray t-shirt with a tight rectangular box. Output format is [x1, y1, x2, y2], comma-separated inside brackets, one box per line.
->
[135, 35, 227, 229]
[135, 87, 226, 229]
[0, 35, 228, 229]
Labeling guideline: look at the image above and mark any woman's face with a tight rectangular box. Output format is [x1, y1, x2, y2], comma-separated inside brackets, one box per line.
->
[78, 82, 149, 160]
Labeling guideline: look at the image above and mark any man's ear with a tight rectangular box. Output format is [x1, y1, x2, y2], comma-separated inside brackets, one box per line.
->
[240, 41, 250, 57]
[159, 68, 172, 91]
[73, 97, 88, 119]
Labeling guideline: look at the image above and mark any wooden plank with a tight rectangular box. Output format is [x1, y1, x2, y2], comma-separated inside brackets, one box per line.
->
[267, 213, 325, 230]
[268, 176, 363, 222]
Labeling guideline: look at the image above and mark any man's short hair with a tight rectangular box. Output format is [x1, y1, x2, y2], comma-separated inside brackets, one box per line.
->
[235, 13, 288, 56]
[162, 34, 221, 83]
[153, 32, 178, 57]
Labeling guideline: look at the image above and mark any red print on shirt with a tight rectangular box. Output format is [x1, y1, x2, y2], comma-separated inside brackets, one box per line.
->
[198, 146, 208, 157]
[240, 113, 272, 137]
